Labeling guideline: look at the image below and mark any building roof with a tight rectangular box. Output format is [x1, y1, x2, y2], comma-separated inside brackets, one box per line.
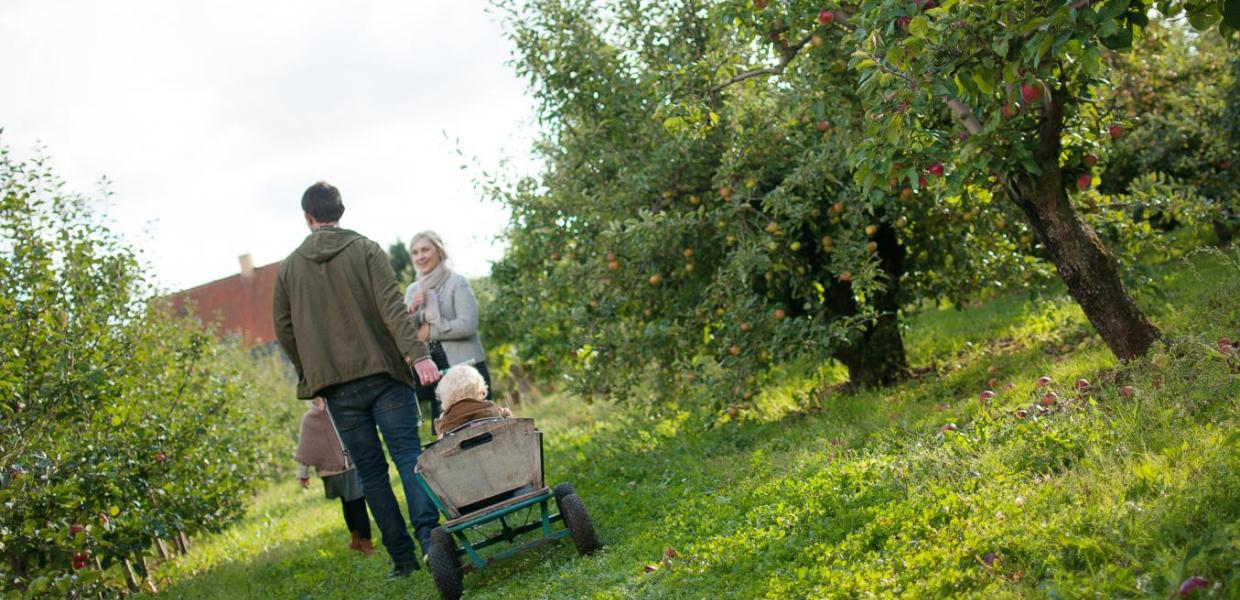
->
[169, 258, 280, 346]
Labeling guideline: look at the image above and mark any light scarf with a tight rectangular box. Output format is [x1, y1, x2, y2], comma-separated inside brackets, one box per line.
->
[411, 262, 452, 327]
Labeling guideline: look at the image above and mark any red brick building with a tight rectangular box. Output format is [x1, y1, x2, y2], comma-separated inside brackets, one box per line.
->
[169, 254, 280, 346]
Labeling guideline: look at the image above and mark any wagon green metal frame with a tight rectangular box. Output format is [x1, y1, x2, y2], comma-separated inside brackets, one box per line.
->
[414, 428, 572, 572]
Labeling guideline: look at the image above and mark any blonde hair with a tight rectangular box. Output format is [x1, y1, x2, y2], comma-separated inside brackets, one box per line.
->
[409, 230, 449, 263]
[436, 365, 488, 411]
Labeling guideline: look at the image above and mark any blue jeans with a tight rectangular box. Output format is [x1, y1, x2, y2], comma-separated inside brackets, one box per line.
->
[324, 375, 438, 566]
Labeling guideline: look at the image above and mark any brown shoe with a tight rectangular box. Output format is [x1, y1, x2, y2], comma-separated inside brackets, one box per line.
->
[349, 531, 363, 552]
[357, 538, 376, 556]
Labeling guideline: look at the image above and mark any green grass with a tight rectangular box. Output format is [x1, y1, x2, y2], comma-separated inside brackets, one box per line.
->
[142, 250, 1240, 599]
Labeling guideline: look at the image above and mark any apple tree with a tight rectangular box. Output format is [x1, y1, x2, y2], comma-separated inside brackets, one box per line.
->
[486, 0, 1038, 399]
[0, 142, 270, 595]
[1095, 21, 1238, 243]
[833, 0, 1237, 360]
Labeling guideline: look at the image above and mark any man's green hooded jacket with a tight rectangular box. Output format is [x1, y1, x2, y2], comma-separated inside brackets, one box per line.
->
[273, 226, 429, 399]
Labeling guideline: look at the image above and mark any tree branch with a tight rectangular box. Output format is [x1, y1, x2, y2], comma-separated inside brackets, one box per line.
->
[710, 29, 819, 93]
[944, 98, 984, 135]
[710, 64, 788, 92]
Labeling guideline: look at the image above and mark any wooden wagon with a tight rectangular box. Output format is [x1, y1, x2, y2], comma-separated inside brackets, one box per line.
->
[415, 417, 601, 600]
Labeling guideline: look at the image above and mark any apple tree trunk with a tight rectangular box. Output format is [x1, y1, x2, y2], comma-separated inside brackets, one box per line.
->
[1009, 87, 1161, 360]
[828, 221, 910, 387]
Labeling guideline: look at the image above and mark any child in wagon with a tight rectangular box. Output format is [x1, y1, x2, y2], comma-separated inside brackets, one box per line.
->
[295, 397, 375, 555]
[435, 364, 512, 438]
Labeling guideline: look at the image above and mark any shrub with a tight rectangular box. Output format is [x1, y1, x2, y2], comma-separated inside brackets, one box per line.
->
[0, 143, 272, 596]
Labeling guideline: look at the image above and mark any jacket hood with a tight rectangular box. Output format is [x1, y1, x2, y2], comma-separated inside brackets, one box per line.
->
[295, 227, 363, 263]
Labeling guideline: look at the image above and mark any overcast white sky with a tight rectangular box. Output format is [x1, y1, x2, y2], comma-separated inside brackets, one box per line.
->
[0, 0, 538, 291]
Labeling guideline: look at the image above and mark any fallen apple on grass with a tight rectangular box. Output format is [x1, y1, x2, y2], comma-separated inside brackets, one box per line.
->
[1178, 576, 1209, 596]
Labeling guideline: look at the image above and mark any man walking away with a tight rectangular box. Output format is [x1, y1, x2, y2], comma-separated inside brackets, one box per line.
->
[273, 181, 443, 579]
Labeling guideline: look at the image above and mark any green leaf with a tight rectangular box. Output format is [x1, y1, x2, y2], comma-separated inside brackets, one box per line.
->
[1080, 46, 1103, 77]
[1100, 25, 1133, 50]
[1021, 157, 1043, 176]
[992, 37, 1009, 58]
[1188, 4, 1222, 29]
[972, 69, 996, 95]
[908, 16, 930, 39]
[854, 57, 877, 71]
[1034, 35, 1054, 67]
[1003, 62, 1021, 84]
[887, 46, 907, 70]
[1226, 0, 1240, 29]
[1098, 0, 1129, 21]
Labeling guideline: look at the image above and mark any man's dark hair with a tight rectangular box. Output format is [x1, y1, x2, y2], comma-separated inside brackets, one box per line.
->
[301, 181, 345, 222]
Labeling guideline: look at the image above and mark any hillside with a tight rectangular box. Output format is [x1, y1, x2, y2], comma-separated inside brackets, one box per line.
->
[143, 251, 1240, 599]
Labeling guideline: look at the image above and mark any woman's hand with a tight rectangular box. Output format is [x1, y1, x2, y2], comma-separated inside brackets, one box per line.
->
[408, 289, 427, 313]
[418, 322, 431, 341]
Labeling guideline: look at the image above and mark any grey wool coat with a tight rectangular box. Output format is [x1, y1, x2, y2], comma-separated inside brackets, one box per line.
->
[404, 272, 488, 367]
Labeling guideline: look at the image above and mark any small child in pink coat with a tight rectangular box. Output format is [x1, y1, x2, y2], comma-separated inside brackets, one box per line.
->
[295, 397, 374, 555]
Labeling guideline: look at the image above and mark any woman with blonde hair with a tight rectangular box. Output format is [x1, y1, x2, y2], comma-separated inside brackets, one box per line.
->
[404, 231, 491, 434]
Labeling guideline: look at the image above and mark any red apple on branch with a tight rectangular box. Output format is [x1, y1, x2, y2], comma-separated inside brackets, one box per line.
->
[1020, 83, 1042, 104]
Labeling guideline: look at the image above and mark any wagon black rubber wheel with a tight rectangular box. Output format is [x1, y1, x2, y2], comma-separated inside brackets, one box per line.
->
[553, 482, 576, 505]
[429, 526, 458, 569]
[426, 538, 462, 600]
[558, 493, 601, 555]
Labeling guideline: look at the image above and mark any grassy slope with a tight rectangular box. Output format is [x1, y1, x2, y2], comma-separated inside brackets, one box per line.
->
[142, 251, 1240, 599]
